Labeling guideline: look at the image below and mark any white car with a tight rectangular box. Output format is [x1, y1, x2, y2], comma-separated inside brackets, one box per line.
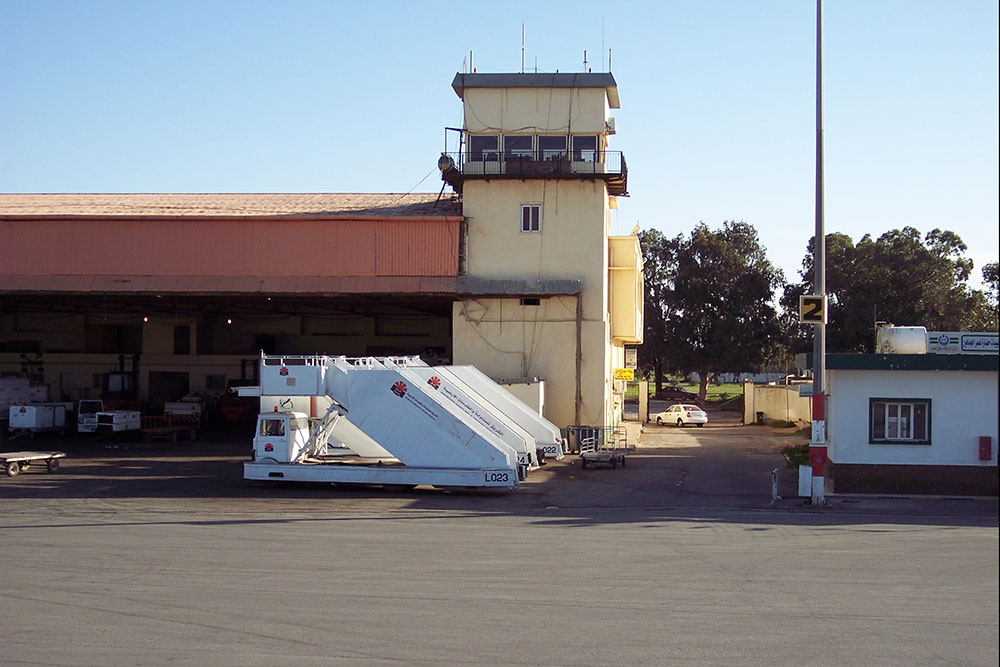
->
[655, 404, 708, 427]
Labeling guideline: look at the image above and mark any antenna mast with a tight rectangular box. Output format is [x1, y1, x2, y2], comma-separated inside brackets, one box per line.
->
[521, 23, 525, 73]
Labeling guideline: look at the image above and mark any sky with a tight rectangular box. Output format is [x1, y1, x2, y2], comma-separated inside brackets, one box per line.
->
[2, 0, 998, 290]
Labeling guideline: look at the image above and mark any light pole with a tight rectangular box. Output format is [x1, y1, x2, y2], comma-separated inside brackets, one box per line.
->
[810, 0, 828, 505]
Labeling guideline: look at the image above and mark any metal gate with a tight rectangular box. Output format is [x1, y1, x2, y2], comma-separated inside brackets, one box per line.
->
[622, 381, 640, 421]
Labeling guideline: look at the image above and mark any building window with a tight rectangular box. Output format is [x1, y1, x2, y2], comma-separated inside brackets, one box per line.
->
[869, 398, 931, 445]
[173, 325, 191, 355]
[469, 135, 499, 162]
[538, 135, 567, 161]
[521, 205, 541, 233]
[520, 298, 541, 306]
[504, 135, 534, 160]
[572, 135, 598, 162]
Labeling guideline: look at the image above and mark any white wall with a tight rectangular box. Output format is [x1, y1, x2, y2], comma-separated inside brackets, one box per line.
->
[828, 369, 998, 466]
[743, 383, 811, 424]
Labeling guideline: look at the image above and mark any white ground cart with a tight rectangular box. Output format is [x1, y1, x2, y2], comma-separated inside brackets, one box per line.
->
[1, 450, 66, 477]
[579, 426, 630, 469]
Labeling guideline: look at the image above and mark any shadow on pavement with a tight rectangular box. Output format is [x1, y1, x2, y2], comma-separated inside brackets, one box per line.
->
[2, 426, 996, 530]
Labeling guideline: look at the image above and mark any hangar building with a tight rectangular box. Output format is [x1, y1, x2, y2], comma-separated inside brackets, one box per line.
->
[0, 72, 644, 431]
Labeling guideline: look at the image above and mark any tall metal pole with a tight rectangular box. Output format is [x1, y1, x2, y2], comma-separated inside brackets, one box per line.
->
[810, 0, 828, 505]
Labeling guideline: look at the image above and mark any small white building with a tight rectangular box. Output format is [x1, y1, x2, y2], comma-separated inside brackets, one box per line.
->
[826, 353, 998, 495]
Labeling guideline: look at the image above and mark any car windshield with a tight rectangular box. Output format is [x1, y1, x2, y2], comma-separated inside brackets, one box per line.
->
[681, 405, 701, 411]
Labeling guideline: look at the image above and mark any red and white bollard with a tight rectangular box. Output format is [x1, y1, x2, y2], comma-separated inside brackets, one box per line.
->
[810, 392, 827, 505]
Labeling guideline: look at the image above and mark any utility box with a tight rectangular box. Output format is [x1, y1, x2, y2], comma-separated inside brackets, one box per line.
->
[9, 404, 66, 431]
[798, 465, 813, 497]
[96, 410, 141, 434]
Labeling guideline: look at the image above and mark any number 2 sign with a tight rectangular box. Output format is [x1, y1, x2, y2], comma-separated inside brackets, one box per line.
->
[799, 295, 827, 324]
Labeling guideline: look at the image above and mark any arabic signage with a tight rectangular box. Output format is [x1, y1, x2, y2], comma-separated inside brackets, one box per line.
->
[926, 331, 999, 355]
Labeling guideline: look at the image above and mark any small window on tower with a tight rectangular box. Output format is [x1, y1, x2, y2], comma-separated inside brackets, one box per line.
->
[520, 298, 541, 306]
[521, 205, 541, 233]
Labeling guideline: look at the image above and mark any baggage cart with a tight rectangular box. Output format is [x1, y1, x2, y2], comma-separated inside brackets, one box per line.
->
[579, 426, 629, 469]
[1, 450, 66, 477]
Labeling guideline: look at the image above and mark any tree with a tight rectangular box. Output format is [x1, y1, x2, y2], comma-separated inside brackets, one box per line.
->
[637, 229, 672, 392]
[782, 227, 996, 353]
[642, 221, 785, 401]
[984, 262, 999, 323]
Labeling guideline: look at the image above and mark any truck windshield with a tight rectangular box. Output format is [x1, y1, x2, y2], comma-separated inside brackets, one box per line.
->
[260, 419, 285, 436]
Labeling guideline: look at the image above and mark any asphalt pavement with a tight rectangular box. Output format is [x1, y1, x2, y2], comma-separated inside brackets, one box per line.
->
[1, 422, 997, 665]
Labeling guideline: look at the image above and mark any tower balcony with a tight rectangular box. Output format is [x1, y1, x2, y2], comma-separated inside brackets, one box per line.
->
[439, 150, 628, 196]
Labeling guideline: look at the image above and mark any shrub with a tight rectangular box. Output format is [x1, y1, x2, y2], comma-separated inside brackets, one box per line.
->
[780, 442, 810, 469]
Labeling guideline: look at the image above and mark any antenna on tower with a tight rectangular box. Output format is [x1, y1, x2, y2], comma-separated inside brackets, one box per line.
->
[583, 50, 588, 72]
[521, 23, 525, 73]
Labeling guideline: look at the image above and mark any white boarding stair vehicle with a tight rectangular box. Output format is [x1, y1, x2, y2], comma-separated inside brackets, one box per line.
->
[374, 357, 543, 470]
[240, 354, 523, 490]
[393, 359, 565, 460]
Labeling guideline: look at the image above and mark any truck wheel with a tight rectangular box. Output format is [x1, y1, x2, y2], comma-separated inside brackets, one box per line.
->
[5, 461, 19, 477]
[47, 459, 60, 473]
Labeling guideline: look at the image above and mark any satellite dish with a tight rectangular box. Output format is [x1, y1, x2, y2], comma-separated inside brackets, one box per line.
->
[438, 153, 456, 172]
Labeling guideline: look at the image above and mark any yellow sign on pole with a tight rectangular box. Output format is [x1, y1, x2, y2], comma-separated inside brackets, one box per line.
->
[799, 295, 827, 324]
[614, 368, 635, 381]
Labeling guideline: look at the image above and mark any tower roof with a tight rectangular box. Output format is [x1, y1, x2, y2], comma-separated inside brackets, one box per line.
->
[451, 72, 620, 108]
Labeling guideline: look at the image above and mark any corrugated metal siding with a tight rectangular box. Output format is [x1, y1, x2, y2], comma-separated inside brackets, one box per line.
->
[1, 217, 461, 279]
[375, 220, 460, 276]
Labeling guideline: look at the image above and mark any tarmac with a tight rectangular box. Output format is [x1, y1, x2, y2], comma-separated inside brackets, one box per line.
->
[1, 418, 996, 520]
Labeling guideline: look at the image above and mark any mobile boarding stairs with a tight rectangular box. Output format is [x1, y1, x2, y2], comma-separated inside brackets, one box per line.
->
[239, 354, 565, 491]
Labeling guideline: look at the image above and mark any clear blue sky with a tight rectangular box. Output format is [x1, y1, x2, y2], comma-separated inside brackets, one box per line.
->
[2, 0, 997, 290]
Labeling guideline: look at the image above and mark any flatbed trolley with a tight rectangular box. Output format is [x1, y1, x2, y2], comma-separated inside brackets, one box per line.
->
[579, 427, 629, 469]
[1, 451, 66, 477]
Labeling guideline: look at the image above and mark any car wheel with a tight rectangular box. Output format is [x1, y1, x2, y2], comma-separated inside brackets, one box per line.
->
[676, 419, 684, 427]
[696, 423, 704, 428]
[656, 416, 663, 426]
